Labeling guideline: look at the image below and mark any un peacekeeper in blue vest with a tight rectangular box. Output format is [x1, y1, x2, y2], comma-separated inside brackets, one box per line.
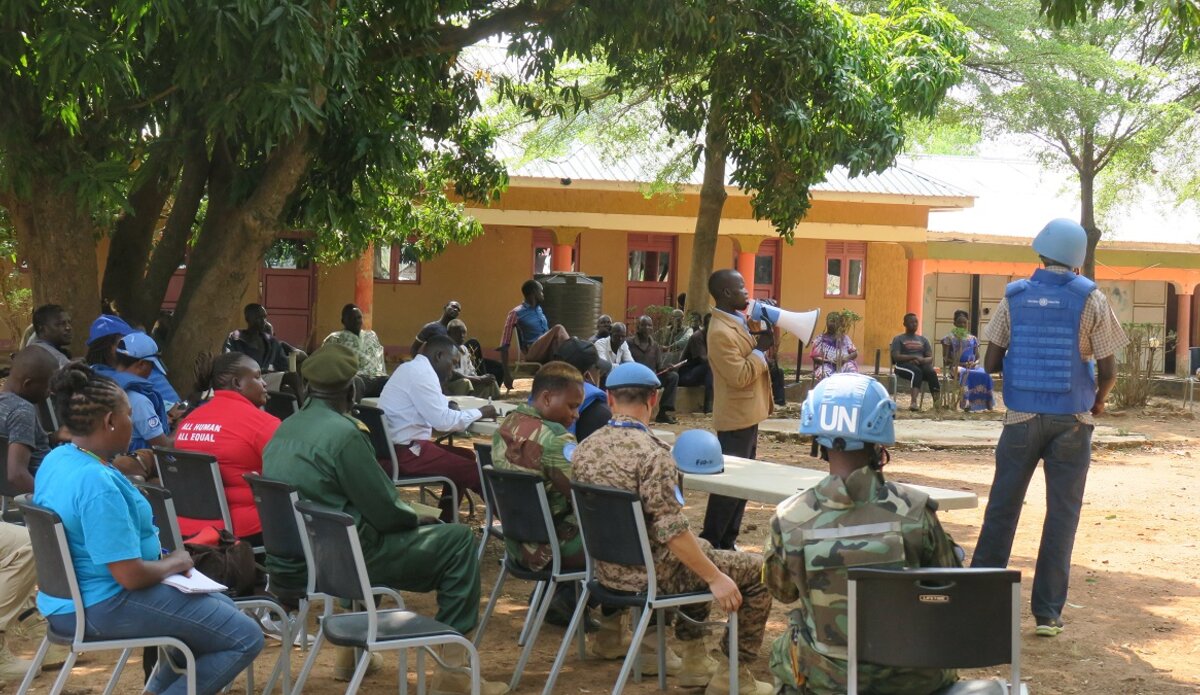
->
[972, 219, 1127, 638]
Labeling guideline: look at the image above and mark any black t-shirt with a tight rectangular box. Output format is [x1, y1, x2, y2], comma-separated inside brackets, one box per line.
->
[575, 401, 612, 442]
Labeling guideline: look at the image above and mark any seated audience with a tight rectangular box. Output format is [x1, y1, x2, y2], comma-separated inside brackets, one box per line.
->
[498, 280, 570, 384]
[588, 314, 613, 343]
[765, 373, 961, 693]
[379, 335, 498, 521]
[628, 315, 680, 424]
[572, 363, 773, 693]
[492, 361, 585, 571]
[809, 313, 858, 382]
[262, 345, 504, 693]
[594, 321, 634, 367]
[553, 338, 611, 441]
[668, 309, 693, 352]
[445, 320, 500, 400]
[88, 314, 181, 408]
[28, 304, 72, 368]
[34, 363, 263, 695]
[0, 520, 40, 682]
[412, 301, 461, 356]
[677, 314, 713, 414]
[105, 333, 174, 458]
[174, 353, 280, 543]
[891, 313, 940, 410]
[323, 303, 389, 398]
[941, 309, 995, 412]
[225, 304, 304, 374]
[1, 347, 60, 495]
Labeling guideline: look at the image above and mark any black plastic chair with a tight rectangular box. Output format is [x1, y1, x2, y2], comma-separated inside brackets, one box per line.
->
[151, 446, 235, 535]
[291, 500, 479, 695]
[847, 567, 1025, 695]
[474, 468, 585, 690]
[244, 474, 314, 651]
[133, 481, 292, 694]
[264, 391, 299, 421]
[544, 482, 738, 695]
[17, 502, 198, 695]
[351, 404, 459, 520]
[472, 442, 503, 563]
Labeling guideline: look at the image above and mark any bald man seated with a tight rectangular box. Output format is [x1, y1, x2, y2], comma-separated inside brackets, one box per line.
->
[0, 347, 62, 495]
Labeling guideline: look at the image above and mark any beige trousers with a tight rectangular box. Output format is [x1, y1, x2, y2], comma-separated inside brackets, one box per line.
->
[0, 522, 37, 632]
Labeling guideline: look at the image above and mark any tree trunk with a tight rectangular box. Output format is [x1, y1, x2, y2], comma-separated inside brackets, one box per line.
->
[6, 179, 101, 358]
[162, 133, 313, 392]
[101, 156, 175, 315]
[684, 97, 729, 320]
[1078, 140, 1100, 280]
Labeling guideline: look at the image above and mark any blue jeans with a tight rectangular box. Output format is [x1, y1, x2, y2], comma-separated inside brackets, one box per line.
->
[47, 584, 263, 695]
[971, 415, 1093, 621]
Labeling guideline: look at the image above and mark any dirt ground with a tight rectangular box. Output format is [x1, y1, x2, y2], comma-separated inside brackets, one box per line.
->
[8, 398, 1200, 694]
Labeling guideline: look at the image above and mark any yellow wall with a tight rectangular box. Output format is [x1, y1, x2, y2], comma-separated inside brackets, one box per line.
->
[865, 242, 909, 367]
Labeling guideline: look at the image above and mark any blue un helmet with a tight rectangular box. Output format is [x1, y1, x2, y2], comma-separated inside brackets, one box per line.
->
[672, 429, 724, 474]
[799, 373, 895, 451]
[1032, 218, 1087, 269]
[606, 362, 661, 389]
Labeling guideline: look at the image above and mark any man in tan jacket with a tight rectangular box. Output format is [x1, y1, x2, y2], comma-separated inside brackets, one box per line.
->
[701, 269, 774, 549]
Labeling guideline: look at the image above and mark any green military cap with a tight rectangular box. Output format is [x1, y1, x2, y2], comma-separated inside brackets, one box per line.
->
[301, 343, 359, 391]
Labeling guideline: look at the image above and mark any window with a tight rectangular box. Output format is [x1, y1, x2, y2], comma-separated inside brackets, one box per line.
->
[825, 242, 866, 298]
[373, 243, 420, 283]
[628, 250, 672, 282]
[531, 229, 579, 274]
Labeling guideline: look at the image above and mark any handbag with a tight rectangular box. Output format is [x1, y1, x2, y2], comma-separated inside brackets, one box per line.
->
[183, 528, 256, 596]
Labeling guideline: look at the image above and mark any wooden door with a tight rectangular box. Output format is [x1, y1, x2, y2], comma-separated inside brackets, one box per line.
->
[260, 238, 316, 349]
[626, 233, 676, 320]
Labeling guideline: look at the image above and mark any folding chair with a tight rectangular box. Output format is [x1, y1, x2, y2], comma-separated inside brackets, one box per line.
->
[244, 474, 315, 651]
[291, 500, 479, 695]
[17, 502, 198, 695]
[474, 468, 586, 689]
[847, 567, 1026, 695]
[133, 481, 292, 694]
[508, 325, 542, 380]
[151, 446, 235, 537]
[36, 397, 58, 435]
[472, 442, 503, 563]
[351, 404, 459, 520]
[544, 481, 738, 695]
[264, 391, 300, 421]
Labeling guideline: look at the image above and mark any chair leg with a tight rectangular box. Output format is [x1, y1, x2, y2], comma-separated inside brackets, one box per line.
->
[476, 525, 490, 564]
[398, 648, 407, 695]
[416, 646, 426, 695]
[509, 577, 558, 691]
[656, 609, 667, 691]
[474, 564, 508, 647]
[295, 599, 311, 652]
[728, 612, 739, 695]
[518, 580, 545, 647]
[614, 607, 654, 695]
[345, 649, 373, 695]
[291, 630, 325, 695]
[103, 648, 133, 695]
[16, 637, 50, 695]
[574, 582, 586, 661]
[47, 650, 78, 695]
[541, 586, 589, 695]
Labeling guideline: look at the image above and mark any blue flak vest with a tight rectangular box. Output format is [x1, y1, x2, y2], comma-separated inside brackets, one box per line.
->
[109, 370, 169, 451]
[1002, 268, 1097, 415]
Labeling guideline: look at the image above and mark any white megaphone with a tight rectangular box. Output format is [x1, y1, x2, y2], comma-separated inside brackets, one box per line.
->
[749, 301, 821, 344]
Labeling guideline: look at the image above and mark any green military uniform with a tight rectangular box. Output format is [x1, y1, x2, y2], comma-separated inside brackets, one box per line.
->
[262, 397, 480, 634]
[763, 466, 961, 694]
[491, 404, 582, 570]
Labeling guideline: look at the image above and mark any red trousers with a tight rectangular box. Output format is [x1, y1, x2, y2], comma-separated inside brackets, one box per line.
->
[393, 441, 482, 522]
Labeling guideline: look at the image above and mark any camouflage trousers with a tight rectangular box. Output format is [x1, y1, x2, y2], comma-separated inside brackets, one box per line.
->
[653, 537, 771, 663]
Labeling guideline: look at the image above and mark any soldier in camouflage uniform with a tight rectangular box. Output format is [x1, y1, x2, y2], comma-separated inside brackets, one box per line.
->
[764, 373, 961, 694]
[572, 363, 774, 695]
[491, 361, 586, 570]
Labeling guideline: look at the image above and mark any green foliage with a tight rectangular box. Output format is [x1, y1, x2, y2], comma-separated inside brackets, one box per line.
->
[1040, 0, 1200, 49]
[0, 210, 31, 341]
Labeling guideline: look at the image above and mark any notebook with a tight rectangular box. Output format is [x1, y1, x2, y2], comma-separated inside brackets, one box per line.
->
[162, 569, 228, 594]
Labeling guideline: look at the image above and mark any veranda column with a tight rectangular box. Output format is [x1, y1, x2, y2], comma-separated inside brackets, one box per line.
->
[355, 243, 375, 328]
[906, 258, 926, 326]
[1177, 292, 1193, 376]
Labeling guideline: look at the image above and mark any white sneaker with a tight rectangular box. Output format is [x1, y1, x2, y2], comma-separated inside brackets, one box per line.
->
[258, 612, 314, 648]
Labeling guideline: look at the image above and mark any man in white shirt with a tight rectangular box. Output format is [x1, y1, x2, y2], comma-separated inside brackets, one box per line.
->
[379, 334, 498, 521]
[594, 321, 634, 367]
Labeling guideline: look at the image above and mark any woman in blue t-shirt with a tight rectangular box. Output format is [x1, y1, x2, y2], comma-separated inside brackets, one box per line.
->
[33, 362, 262, 695]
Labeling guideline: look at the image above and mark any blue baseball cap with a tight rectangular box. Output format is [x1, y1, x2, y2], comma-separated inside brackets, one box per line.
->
[87, 314, 133, 346]
[606, 362, 661, 389]
[117, 332, 168, 375]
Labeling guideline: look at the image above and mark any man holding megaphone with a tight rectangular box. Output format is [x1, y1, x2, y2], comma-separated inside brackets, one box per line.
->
[700, 269, 820, 550]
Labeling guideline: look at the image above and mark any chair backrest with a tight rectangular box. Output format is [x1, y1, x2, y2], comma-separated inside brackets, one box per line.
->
[36, 398, 58, 434]
[293, 499, 371, 604]
[134, 481, 185, 553]
[847, 567, 1021, 692]
[244, 474, 306, 561]
[152, 446, 232, 532]
[482, 468, 553, 548]
[264, 391, 299, 421]
[18, 502, 86, 644]
[350, 404, 398, 479]
[473, 441, 493, 468]
[570, 481, 656, 591]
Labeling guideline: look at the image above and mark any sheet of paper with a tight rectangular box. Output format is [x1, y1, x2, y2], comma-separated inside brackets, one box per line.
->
[162, 569, 227, 594]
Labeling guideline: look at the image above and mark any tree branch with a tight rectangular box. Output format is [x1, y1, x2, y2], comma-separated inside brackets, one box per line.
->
[390, 0, 575, 59]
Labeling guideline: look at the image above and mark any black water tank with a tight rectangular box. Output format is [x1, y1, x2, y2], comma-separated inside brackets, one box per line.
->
[537, 273, 603, 339]
[1191, 346, 1200, 375]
